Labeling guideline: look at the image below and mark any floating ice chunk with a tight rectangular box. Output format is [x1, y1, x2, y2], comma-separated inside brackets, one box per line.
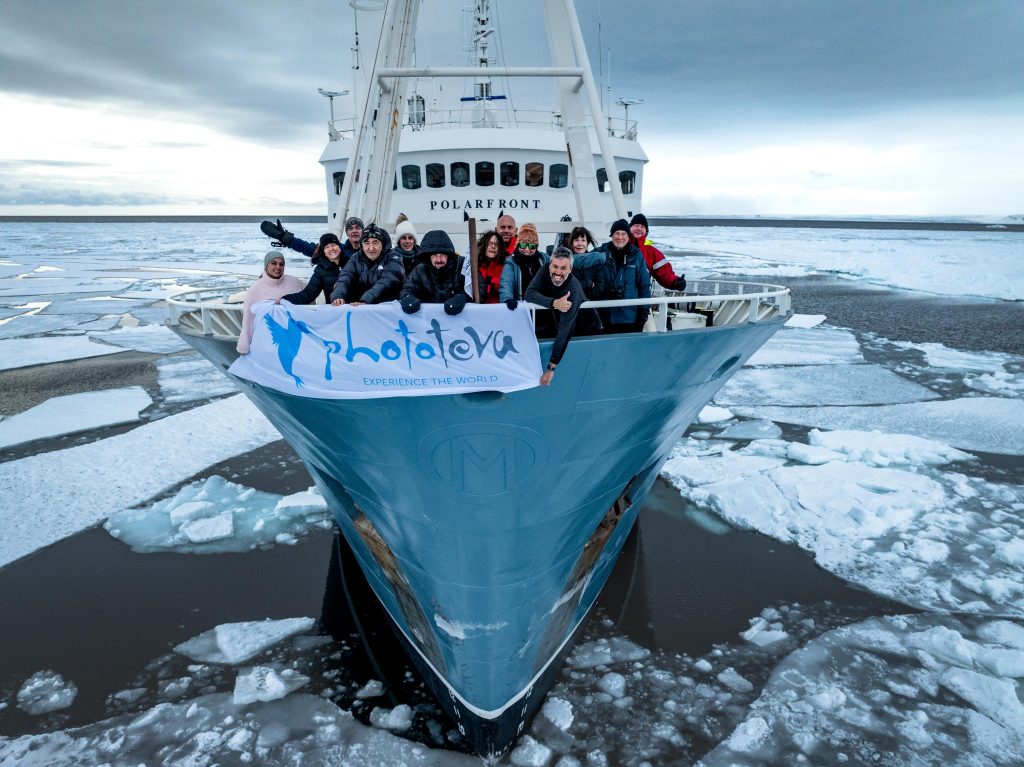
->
[0, 312, 99, 339]
[541, 697, 574, 731]
[597, 672, 627, 698]
[940, 668, 1024, 734]
[717, 419, 783, 441]
[995, 538, 1024, 567]
[717, 364, 940, 407]
[784, 314, 826, 328]
[716, 668, 754, 693]
[786, 442, 844, 465]
[510, 735, 553, 767]
[721, 716, 770, 753]
[744, 326, 863, 367]
[694, 659, 714, 673]
[741, 618, 789, 648]
[89, 324, 190, 354]
[735, 398, 1024, 456]
[232, 666, 309, 705]
[174, 617, 315, 664]
[16, 670, 78, 715]
[696, 405, 733, 424]
[568, 637, 650, 668]
[967, 369, 1024, 398]
[105, 476, 328, 554]
[0, 386, 152, 450]
[977, 620, 1024, 649]
[807, 429, 974, 466]
[0, 335, 128, 371]
[663, 451, 786, 488]
[369, 703, 414, 731]
[156, 355, 239, 404]
[897, 341, 1012, 373]
[356, 680, 385, 699]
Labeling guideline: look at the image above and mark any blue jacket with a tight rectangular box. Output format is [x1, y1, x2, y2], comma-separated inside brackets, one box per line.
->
[595, 242, 651, 325]
[499, 253, 545, 302]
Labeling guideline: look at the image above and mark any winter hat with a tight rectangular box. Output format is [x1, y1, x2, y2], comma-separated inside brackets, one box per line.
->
[360, 223, 388, 244]
[264, 250, 285, 267]
[319, 232, 342, 250]
[517, 223, 539, 244]
[344, 216, 364, 231]
[395, 219, 418, 241]
[419, 230, 456, 256]
[609, 219, 630, 236]
[629, 213, 649, 232]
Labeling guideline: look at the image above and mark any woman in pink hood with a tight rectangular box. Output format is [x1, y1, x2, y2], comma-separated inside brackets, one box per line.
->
[236, 250, 305, 354]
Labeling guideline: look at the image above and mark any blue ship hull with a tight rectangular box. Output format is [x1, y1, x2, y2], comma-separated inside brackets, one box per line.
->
[176, 319, 783, 759]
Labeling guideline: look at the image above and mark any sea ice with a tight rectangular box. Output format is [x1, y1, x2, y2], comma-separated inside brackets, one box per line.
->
[369, 704, 414, 731]
[89, 324, 190, 354]
[174, 617, 315, 664]
[540, 697, 574, 731]
[968, 369, 1024, 398]
[16, 670, 78, 715]
[105, 475, 330, 554]
[735, 397, 1024, 456]
[743, 326, 864, 367]
[0, 395, 281, 569]
[0, 312, 99, 339]
[0, 335, 128, 371]
[0, 387, 152, 450]
[784, 314, 826, 329]
[717, 419, 783, 441]
[232, 666, 309, 705]
[807, 429, 974, 467]
[356, 680, 385, 699]
[510, 735, 553, 766]
[696, 405, 734, 424]
[895, 341, 1013, 373]
[156, 354, 239, 404]
[716, 363, 940, 407]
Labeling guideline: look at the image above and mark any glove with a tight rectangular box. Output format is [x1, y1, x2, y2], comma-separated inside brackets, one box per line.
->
[400, 294, 421, 314]
[505, 298, 518, 311]
[673, 275, 686, 292]
[260, 218, 294, 246]
[443, 293, 468, 316]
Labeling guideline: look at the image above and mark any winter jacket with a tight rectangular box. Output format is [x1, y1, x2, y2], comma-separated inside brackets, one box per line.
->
[236, 273, 305, 354]
[391, 245, 425, 276]
[459, 254, 505, 303]
[632, 235, 684, 291]
[281, 255, 342, 305]
[568, 249, 609, 301]
[595, 242, 652, 325]
[524, 270, 586, 366]
[330, 251, 406, 304]
[400, 257, 466, 304]
[499, 251, 545, 302]
[284, 235, 358, 269]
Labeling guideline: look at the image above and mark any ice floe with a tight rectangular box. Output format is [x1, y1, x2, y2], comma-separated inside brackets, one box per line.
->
[700, 614, 1024, 767]
[896, 341, 1015, 373]
[784, 313, 826, 329]
[735, 397, 1024, 456]
[105, 475, 331, 554]
[0, 395, 280, 568]
[696, 405, 734, 424]
[233, 666, 310, 705]
[16, 670, 78, 715]
[156, 354, 239, 404]
[175, 617, 316, 664]
[88, 324, 190, 354]
[744, 326, 864, 366]
[0, 335, 128, 371]
[0, 387, 152, 450]
[0, 313, 100, 339]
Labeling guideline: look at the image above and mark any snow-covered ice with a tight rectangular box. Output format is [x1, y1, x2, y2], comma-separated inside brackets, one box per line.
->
[0, 335, 128, 371]
[88, 324, 190, 354]
[369, 703, 414, 731]
[784, 313, 826, 329]
[745, 326, 864, 366]
[174, 618, 316, 664]
[156, 354, 239, 404]
[696, 405, 734, 424]
[16, 670, 78, 715]
[104, 475, 331, 554]
[0, 395, 281, 568]
[0, 386, 152, 449]
[233, 666, 310, 705]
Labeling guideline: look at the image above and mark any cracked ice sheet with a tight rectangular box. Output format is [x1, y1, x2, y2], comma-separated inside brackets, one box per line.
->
[156, 354, 239, 404]
[745, 326, 864, 367]
[717, 364, 940, 407]
[0, 335, 129, 371]
[735, 397, 1024, 456]
[0, 313, 100, 339]
[700, 614, 1024, 767]
[0, 387, 152, 450]
[0, 395, 280, 568]
[663, 433, 1024, 616]
[88, 324, 190, 354]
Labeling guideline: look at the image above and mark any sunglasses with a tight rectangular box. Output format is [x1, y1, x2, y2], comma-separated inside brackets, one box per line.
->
[519, 243, 539, 251]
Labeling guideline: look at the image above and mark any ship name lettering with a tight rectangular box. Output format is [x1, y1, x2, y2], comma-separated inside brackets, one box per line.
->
[429, 198, 541, 212]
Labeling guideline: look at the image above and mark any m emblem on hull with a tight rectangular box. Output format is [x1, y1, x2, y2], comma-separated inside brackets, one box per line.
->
[422, 424, 546, 497]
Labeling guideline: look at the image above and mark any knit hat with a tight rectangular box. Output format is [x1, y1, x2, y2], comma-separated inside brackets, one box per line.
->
[264, 250, 285, 267]
[609, 219, 630, 236]
[419, 230, 456, 256]
[344, 216, 364, 231]
[395, 219, 418, 240]
[517, 223, 539, 244]
[629, 213, 649, 232]
[319, 232, 342, 250]
[360, 223, 388, 244]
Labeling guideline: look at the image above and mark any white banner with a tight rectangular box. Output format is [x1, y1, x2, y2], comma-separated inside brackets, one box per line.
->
[229, 302, 542, 399]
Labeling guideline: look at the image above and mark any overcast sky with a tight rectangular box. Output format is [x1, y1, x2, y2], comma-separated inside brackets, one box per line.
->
[1, 0, 1021, 216]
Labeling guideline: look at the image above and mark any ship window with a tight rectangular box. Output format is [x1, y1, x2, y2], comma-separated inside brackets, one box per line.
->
[332, 171, 346, 196]
[401, 164, 421, 190]
[451, 162, 470, 188]
[426, 163, 445, 188]
[549, 163, 568, 189]
[619, 170, 636, 195]
[500, 161, 519, 186]
[596, 167, 609, 193]
[475, 161, 494, 187]
[525, 162, 543, 187]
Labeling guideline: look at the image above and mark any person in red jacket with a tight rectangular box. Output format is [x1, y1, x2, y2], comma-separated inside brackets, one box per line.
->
[629, 213, 685, 291]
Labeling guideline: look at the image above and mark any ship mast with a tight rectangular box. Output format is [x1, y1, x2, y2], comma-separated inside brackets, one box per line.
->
[464, 0, 501, 127]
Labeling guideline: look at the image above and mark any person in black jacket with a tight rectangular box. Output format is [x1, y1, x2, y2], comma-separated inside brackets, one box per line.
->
[399, 230, 468, 315]
[259, 218, 362, 262]
[330, 224, 405, 306]
[524, 247, 587, 386]
[281, 233, 345, 305]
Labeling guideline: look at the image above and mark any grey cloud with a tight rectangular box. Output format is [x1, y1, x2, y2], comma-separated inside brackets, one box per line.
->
[0, 160, 105, 169]
[0, 182, 223, 207]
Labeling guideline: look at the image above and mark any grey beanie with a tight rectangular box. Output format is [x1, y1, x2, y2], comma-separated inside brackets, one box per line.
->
[264, 250, 285, 267]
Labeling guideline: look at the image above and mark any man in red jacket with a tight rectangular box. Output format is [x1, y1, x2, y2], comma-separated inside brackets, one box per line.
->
[629, 213, 685, 291]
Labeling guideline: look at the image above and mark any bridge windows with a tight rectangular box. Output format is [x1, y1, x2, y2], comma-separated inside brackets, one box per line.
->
[475, 161, 495, 187]
[596, 167, 609, 193]
[401, 164, 422, 190]
[450, 162, 470, 187]
[619, 170, 636, 195]
[426, 162, 445, 188]
[525, 162, 544, 187]
[391, 159, 623, 193]
[500, 161, 519, 186]
[332, 171, 346, 195]
[549, 164, 568, 189]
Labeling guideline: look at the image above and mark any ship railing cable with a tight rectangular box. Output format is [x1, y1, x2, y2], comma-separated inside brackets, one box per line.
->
[167, 280, 791, 338]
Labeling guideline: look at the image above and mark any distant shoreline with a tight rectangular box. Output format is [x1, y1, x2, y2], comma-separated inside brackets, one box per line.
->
[0, 215, 1020, 233]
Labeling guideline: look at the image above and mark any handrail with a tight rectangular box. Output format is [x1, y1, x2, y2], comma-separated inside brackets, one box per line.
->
[167, 279, 791, 338]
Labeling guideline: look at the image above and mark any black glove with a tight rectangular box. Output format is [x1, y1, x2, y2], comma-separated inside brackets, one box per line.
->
[673, 275, 687, 292]
[260, 218, 294, 246]
[505, 298, 518, 311]
[444, 293, 468, 316]
[400, 294, 421, 314]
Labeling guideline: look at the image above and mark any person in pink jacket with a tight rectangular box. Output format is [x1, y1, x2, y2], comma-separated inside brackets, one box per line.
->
[236, 251, 305, 354]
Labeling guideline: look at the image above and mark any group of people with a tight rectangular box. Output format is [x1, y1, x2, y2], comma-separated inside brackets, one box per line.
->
[238, 212, 685, 386]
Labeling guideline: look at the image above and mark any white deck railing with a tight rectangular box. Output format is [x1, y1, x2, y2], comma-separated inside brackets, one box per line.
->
[166, 279, 790, 340]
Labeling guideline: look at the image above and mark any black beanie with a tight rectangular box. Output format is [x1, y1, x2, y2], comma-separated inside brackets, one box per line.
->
[629, 213, 649, 231]
[419, 229, 456, 256]
[609, 219, 630, 236]
[319, 232, 342, 250]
